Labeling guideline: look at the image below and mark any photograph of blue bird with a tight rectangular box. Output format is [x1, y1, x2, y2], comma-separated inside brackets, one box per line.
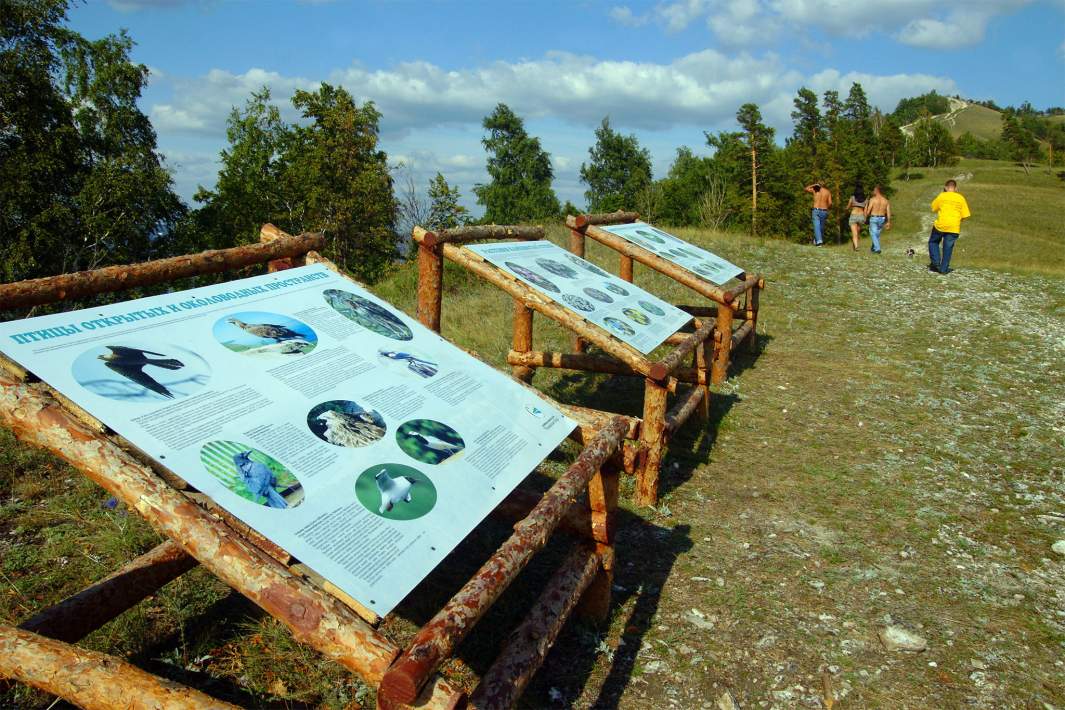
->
[232, 450, 288, 508]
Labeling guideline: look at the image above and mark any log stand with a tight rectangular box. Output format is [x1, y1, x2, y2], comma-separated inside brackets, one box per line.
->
[412, 224, 717, 507]
[566, 211, 765, 386]
[0, 225, 632, 710]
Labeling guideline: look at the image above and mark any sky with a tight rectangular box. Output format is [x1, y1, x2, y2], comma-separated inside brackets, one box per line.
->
[69, 0, 1065, 216]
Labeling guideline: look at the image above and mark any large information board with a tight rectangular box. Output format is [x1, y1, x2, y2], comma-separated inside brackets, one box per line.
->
[599, 221, 744, 286]
[0, 265, 574, 615]
[467, 241, 691, 354]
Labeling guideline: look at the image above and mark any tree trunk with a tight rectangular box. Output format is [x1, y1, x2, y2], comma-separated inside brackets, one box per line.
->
[750, 146, 758, 237]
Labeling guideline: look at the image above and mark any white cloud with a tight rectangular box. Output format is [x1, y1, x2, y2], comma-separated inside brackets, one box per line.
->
[639, 0, 1031, 48]
[108, 0, 200, 11]
[609, 5, 649, 27]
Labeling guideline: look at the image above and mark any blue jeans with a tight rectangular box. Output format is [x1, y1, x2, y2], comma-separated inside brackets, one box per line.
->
[928, 227, 958, 273]
[812, 208, 828, 245]
[868, 216, 885, 253]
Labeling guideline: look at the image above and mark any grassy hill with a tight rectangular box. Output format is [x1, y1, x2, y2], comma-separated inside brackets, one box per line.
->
[902, 99, 1004, 141]
[1, 158, 1062, 708]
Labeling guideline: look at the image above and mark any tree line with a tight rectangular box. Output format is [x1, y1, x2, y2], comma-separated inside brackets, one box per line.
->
[4, 1, 1061, 286]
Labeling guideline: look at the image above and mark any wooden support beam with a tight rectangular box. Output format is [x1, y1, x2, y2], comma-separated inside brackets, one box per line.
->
[677, 304, 719, 318]
[18, 540, 197, 644]
[619, 254, 634, 283]
[0, 375, 399, 683]
[417, 240, 444, 332]
[648, 318, 714, 382]
[747, 280, 761, 353]
[507, 349, 701, 385]
[697, 333, 711, 424]
[566, 211, 640, 229]
[724, 273, 762, 303]
[491, 487, 592, 540]
[378, 417, 630, 706]
[0, 232, 325, 311]
[664, 386, 706, 434]
[413, 224, 544, 247]
[711, 305, 734, 386]
[0, 625, 241, 710]
[635, 378, 669, 507]
[575, 457, 618, 624]
[554, 402, 641, 446]
[568, 228, 588, 354]
[468, 544, 602, 710]
[511, 300, 535, 383]
[731, 319, 754, 351]
[442, 243, 652, 377]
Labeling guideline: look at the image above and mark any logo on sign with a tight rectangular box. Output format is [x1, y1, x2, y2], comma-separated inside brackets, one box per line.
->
[525, 405, 544, 418]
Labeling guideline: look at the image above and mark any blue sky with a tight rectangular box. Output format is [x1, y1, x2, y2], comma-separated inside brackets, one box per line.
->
[69, 0, 1065, 215]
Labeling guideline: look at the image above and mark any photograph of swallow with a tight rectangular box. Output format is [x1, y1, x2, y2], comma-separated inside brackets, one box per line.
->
[232, 450, 288, 508]
[98, 346, 184, 399]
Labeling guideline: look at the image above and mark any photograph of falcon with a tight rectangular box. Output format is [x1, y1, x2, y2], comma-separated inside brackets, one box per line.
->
[308, 400, 387, 448]
[97, 346, 184, 399]
[232, 450, 288, 508]
[213, 311, 317, 357]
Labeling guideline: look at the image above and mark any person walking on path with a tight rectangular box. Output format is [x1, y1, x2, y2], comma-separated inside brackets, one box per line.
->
[864, 185, 891, 254]
[804, 182, 832, 246]
[845, 184, 867, 251]
[928, 179, 971, 274]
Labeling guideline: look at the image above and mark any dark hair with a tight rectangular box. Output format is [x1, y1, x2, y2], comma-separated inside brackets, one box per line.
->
[873, 184, 883, 193]
[945, 179, 957, 189]
[812, 184, 821, 192]
[853, 184, 865, 202]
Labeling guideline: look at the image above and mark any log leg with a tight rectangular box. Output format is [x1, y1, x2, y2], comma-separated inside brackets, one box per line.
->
[620, 254, 634, 283]
[635, 378, 668, 507]
[696, 337, 710, 423]
[712, 306, 734, 386]
[576, 460, 619, 623]
[417, 241, 444, 332]
[747, 282, 761, 353]
[512, 299, 535, 383]
[568, 228, 588, 354]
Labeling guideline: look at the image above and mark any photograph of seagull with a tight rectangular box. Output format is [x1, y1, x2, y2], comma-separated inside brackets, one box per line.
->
[97, 346, 184, 399]
[227, 317, 303, 342]
[411, 432, 463, 458]
[232, 450, 288, 508]
[396, 419, 465, 464]
[375, 468, 416, 514]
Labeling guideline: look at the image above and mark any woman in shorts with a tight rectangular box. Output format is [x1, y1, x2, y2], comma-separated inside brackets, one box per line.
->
[845, 184, 867, 251]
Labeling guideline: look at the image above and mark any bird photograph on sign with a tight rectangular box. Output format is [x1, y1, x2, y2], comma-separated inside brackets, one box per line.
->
[376, 348, 439, 379]
[71, 343, 211, 402]
[212, 310, 318, 357]
[354, 463, 436, 521]
[395, 419, 465, 465]
[199, 440, 304, 509]
[322, 288, 413, 341]
[307, 399, 387, 448]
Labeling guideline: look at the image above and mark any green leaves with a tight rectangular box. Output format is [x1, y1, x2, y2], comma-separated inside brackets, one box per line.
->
[473, 103, 560, 223]
[579, 117, 652, 214]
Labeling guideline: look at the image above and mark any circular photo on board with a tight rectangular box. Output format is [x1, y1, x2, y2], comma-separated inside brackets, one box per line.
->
[72, 343, 210, 403]
[634, 229, 665, 244]
[356, 463, 437, 520]
[307, 400, 386, 448]
[396, 419, 465, 465]
[561, 293, 596, 313]
[200, 441, 304, 509]
[604, 282, 630, 297]
[649, 226, 677, 241]
[504, 262, 560, 293]
[565, 253, 611, 278]
[213, 311, 317, 357]
[377, 348, 439, 379]
[323, 289, 412, 341]
[623, 308, 651, 325]
[583, 287, 614, 304]
[603, 317, 636, 337]
[535, 258, 578, 279]
[693, 263, 720, 279]
[638, 300, 666, 317]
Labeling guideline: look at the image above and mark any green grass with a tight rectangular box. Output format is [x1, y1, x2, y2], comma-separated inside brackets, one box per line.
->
[944, 104, 1004, 140]
[2, 160, 1063, 708]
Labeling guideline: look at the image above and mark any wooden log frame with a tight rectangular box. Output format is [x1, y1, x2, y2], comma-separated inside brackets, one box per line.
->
[565, 212, 766, 386]
[0, 226, 633, 710]
[411, 225, 716, 507]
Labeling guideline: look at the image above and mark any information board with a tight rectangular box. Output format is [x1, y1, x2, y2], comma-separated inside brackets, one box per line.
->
[0, 265, 574, 616]
[467, 241, 691, 354]
[599, 221, 744, 286]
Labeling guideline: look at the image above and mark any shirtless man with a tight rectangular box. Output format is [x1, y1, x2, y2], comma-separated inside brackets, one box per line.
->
[864, 185, 891, 254]
[804, 182, 832, 246]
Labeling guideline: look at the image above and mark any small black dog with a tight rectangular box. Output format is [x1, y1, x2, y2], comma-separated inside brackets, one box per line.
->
[905, 248, 916, 258]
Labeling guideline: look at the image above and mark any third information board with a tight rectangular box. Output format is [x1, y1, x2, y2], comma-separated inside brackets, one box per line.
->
[599, 221, 744, 286]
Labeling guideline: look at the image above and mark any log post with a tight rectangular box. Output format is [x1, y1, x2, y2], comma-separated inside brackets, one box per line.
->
[711, 304, 734, 386]
[747, 280, 761, 353]
[635, 378, 669, 506]
[576, 458, 618, 624]
[417, 240, 444, 332]
[697, 332, 711, 423]
[620, 254, 634, 283]
[511, 300, 535, 383]
[568, 227, 587, 354]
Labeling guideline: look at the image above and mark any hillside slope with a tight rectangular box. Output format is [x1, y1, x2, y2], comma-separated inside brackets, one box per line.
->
[901, 99, 1004, 141]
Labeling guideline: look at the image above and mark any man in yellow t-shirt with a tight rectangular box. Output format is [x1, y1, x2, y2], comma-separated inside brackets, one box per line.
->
[928, 179, 971, 274]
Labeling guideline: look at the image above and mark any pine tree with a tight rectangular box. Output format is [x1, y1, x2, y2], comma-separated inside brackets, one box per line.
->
[426, 173, 468, 230]
[579, 117, 653, 213]
[1000, 112, 1041, 175]
[735, 103, 774, 237]
[473, 104, 560, 223]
